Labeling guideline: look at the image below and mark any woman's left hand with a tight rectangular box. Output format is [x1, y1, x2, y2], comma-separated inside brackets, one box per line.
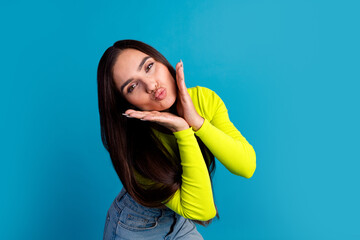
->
[175, 60, 204, 131]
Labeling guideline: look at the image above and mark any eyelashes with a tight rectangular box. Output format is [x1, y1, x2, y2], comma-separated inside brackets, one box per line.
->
[127, 82, 137, 93]
[127, 62, 154, 93]
[145, 62, 153, 73]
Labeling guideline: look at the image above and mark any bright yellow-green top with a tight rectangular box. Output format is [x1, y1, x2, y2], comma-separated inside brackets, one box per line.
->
[138, 86, 256, 221]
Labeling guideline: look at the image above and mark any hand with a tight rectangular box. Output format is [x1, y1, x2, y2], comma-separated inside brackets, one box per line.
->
[175, 60, 204, 131]
[123, 109, 189, 133]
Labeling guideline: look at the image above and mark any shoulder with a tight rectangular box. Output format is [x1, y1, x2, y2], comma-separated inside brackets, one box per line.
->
[187, 86, 222, 104]
[187, 85, 216, 96]
[187, 86, 224, 120]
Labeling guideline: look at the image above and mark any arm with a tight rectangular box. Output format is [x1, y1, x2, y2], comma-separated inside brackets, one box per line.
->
[193, 90, 256, 178]
[161, 127, 217, 221]
[124, 61, 227, 221]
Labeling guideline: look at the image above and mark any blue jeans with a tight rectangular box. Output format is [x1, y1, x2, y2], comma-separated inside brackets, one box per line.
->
[103, 187, 204, 240]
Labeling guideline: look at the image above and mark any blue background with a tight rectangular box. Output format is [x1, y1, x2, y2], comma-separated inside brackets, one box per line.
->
[1, 0, 359, 239]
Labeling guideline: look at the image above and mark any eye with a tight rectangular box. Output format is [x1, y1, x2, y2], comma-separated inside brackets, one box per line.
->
[145, 62, 154, 73]
[127, 82, 138, 93]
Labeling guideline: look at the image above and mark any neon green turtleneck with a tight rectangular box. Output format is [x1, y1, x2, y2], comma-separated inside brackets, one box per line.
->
[148, 86, 256, 221]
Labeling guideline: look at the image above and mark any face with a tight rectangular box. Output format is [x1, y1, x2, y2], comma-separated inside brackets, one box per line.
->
[112, 49, 177, 112]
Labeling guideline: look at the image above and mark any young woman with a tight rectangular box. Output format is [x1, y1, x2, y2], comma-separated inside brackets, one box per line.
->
[97, 39, 256, 240]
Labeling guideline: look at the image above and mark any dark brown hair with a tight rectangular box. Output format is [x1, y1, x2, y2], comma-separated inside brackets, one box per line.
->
[97, 39, 219, 226]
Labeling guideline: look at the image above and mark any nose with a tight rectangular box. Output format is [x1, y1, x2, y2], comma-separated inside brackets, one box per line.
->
[145, 80, 159, 94]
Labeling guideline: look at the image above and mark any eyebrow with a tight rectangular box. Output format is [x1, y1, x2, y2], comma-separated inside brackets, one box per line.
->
[120, 56, 151, 94]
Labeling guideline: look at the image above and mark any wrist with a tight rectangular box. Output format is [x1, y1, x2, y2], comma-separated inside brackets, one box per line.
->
[173, 121, 190, 132]
[191, 116, 205, 132]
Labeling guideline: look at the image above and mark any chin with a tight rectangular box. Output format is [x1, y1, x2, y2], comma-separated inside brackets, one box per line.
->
[158, 98, 176, 112]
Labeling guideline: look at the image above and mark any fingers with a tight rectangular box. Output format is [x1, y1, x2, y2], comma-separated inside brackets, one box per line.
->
[122, 110, 181, 131]
[176, 60, 188, 97]
[176, 60, 184, 81]
[123, 110, 168, 123]
[124, 109, 155, 120]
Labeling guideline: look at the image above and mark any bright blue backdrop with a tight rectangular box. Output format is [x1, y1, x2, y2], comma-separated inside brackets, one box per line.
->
[1, 0, 359, 239]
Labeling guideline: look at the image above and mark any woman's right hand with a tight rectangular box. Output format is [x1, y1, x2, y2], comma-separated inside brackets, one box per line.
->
[123, 109, 190, 133]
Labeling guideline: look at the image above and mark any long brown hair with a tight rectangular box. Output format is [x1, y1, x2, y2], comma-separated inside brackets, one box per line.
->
[97, 39, 219, 226]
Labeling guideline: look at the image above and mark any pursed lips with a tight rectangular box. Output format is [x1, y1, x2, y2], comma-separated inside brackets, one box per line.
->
[154, 87, 165, 100]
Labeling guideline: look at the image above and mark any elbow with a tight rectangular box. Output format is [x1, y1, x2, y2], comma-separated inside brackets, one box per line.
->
[243, 162, 256, 178]
[230, 161, 256, 178]
[243, 147, 257, 179]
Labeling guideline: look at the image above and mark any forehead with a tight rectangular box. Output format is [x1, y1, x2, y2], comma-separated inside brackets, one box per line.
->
[112, 49, 148, 85]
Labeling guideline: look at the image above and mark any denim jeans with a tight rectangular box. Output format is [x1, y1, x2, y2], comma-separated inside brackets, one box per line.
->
[103, 187, 204, 240]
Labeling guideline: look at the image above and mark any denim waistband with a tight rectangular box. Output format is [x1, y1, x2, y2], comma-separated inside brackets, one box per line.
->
[114, 187, 175, 218]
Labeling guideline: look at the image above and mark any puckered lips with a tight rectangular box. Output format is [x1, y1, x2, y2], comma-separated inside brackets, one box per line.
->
[154, 87, 167, 101]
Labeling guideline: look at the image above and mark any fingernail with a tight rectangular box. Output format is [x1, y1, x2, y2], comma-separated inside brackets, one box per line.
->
[122, 113, 130, 117]
[140, 118, 147, 121]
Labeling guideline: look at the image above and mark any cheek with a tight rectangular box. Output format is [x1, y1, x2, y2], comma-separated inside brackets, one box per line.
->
[126, 96, 142, 107]
[157, 65, 172, 80]
[164, 71, 176, 88]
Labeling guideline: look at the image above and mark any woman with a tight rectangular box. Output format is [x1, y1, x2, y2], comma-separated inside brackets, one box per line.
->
[97, 39, 256, 240]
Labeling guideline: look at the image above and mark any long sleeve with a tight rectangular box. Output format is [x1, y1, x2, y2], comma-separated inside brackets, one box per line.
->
[161, 127, 217, 221]
[159, 86, 255, 221]
[193, 89, 256, 178]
